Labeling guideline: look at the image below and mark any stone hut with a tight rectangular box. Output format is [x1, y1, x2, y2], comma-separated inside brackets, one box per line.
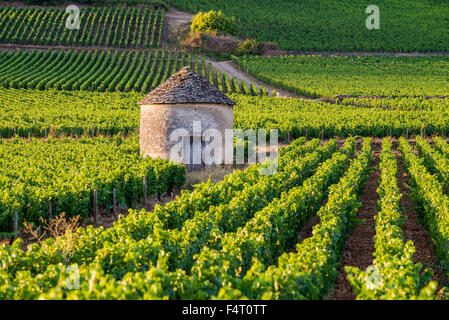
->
[138, 66, 235, 169]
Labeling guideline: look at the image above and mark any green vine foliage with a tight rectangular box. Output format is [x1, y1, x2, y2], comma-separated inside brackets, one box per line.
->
[0, 135, 185, 233]
[234, 55, 449, 98]
[0, 6, 164, 48]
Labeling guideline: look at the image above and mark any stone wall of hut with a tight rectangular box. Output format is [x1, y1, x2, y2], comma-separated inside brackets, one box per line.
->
[140, 103, 234, 166]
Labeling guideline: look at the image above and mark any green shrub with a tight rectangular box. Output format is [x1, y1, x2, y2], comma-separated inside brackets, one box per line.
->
[236, 39, 260, 56]
[191, 10, 238, 35]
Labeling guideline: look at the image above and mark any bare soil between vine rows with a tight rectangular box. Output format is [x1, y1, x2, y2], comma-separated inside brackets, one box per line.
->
[394, 147, 448, 290]
[329, 140, 447, 299]
[328, 142, 380, 300]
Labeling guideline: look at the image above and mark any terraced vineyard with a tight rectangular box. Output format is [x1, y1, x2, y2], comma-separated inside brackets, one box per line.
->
[233, 55, 449, 98]
[0, 6, 165, 48]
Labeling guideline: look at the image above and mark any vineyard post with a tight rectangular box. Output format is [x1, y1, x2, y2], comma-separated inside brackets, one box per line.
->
[287, 130, 290, 142]
[143, 176, 148, 204]
[48, 200, 52, 220]
[305, 128, 308, 141]
[113, 188, 117, 214]
[93, 189, 98, 226]
[12, 210, 18, 240]
[406, 127, 409, 139]
[321, 128, 324, 141]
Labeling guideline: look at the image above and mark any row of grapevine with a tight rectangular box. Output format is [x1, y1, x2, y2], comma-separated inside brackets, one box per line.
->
[3, 139, 315, 275]
[0, 6, 164, 48]
[0, 88, 140, 139]
[5, 138, 449, 299]
[87, 140, 338, 282]
[0, 138, 337, 299]
[416, 136, 449, 190]
[233, 94, 449, 141]
[198, 59, 269, 96]
[183, 138, 357, 299]
[0, 50, 264, 97]
[217, 138, 373, 299]
[399, 137, 449, 275]
[346, 138, 437, 299]
[0, 50, 179, 93]
[9, 137, 449, 299]
[0, 135, 185, 235]
[3, 86, 449, 141]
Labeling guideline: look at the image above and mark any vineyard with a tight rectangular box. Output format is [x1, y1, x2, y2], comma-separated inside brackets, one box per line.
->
[165, 0, 449, 52]
[233, 55, 449, 98]
[0, 137, 362, 298]
[0, 6, 165, 48]
[0, 88, 141, 138]
[233, 95, 449, 140]
[1, 0, 449, 304]
[3, 88, 449, 140]
[0, 50, 267, 96]
[0, 135, 185, 236]
[3, 136, 449, 299]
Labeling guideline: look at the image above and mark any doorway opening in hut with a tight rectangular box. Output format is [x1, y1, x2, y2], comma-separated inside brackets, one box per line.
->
[183, 136, 206, 170]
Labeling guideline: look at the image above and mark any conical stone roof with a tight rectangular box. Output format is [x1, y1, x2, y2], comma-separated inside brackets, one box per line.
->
[138, 66, 235, 106]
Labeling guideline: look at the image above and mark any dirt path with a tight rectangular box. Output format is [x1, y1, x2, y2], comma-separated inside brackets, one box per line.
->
[203, 58, 298, 98]
[395, 148, 448, 290]
[165, 7, 193, 30]
[328, 144, 380, 300]
[163, 7, 193, 49]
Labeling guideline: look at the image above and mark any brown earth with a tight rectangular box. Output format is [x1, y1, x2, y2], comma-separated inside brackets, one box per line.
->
[183, 34, 240, 54]
[262, 49, 288, 57]
[203, 58, 298, 98]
